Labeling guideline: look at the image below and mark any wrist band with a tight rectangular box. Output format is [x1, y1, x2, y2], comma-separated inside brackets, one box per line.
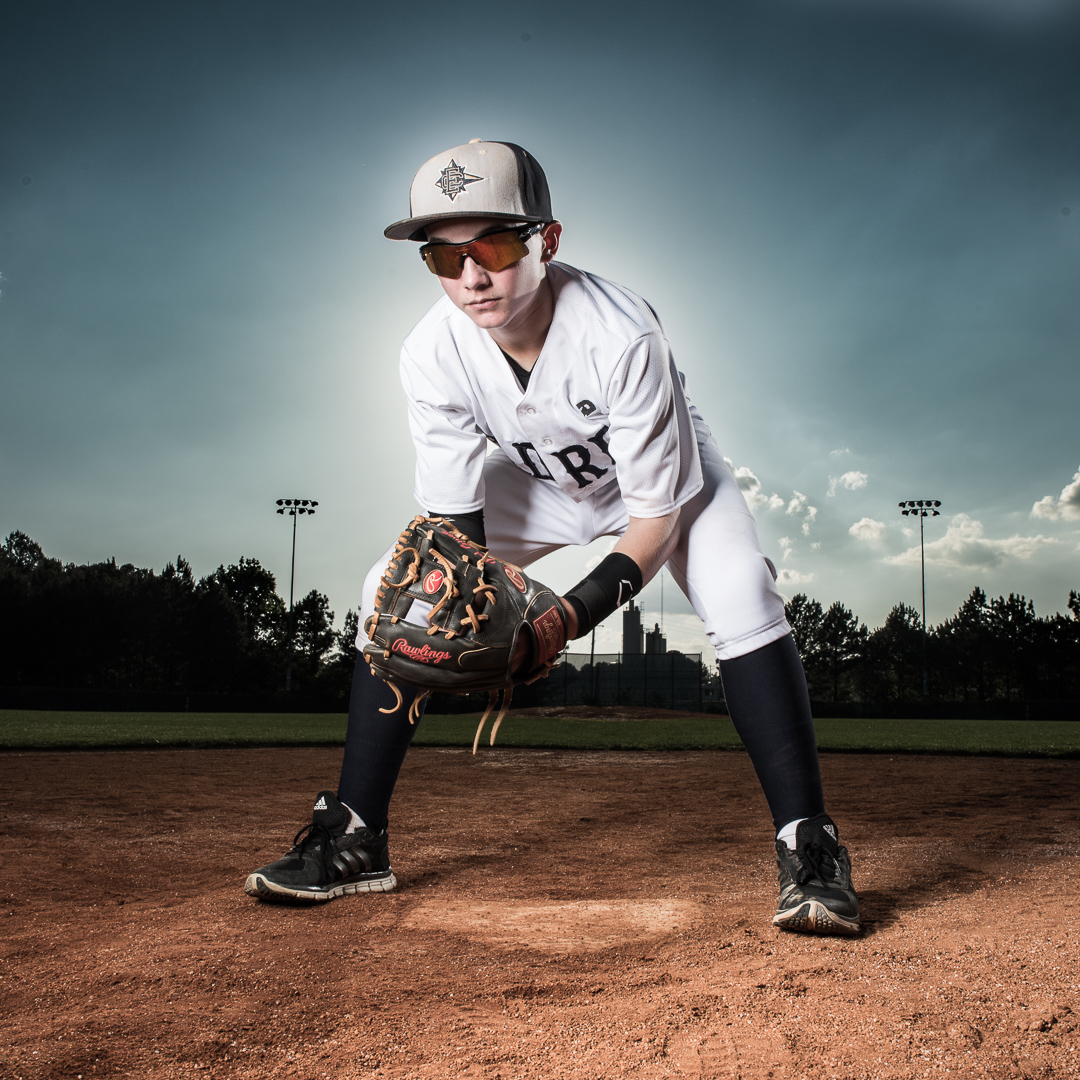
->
[427, 509, 486, 547]
[564, 552, 643, 639]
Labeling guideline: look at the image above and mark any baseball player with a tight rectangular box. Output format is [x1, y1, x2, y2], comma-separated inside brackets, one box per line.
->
[246, 140, 860, 935]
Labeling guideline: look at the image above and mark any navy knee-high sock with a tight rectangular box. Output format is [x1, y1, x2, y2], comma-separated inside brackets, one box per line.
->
[718, 634, 825, 831]
[337, 654, 425, 832]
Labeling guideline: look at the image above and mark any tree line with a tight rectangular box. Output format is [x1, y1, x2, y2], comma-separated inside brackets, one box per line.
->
[0, 531, 359, 698]
[785, 589, 1080, 704]
[2, 531, 1078, 703]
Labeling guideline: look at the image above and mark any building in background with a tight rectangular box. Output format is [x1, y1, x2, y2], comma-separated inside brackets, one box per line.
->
[622, 599, 643, 654]
[645, 623, 667, 654]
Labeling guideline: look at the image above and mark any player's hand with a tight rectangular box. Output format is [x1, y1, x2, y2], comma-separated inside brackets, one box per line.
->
[510, 597, 574, 675]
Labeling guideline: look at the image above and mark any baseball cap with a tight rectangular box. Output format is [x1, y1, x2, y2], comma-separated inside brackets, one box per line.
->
[384, 140, 552, 242]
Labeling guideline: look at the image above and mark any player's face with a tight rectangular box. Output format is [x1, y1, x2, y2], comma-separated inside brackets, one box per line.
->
[423, 218, 561, 333]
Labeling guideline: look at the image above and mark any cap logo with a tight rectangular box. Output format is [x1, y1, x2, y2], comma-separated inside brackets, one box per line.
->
[436, 159, 483, 201]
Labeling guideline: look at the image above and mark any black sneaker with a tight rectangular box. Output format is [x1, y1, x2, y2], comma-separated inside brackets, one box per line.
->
[772, 813, 860, 936]
[244, 791, 397, 902]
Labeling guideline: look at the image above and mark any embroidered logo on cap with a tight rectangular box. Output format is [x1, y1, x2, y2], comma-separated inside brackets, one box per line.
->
[436, 160, 483, 201]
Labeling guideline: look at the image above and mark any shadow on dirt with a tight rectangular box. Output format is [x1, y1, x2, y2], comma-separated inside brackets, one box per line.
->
[859, 863, 990, 933]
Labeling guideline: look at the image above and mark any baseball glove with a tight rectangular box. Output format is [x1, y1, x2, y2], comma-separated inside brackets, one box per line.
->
[362, 516, 567, 752]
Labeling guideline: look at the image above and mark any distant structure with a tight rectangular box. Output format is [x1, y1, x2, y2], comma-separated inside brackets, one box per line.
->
[622, 599, 644, 654]
[645, 622, 667, 654]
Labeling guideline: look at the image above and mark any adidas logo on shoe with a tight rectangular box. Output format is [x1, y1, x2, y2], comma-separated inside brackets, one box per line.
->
[313, 796, 328, 811]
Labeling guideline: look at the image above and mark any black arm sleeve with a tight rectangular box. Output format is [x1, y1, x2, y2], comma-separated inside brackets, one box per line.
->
[427, 508, 486, 547]
[564, 552, 643, 639]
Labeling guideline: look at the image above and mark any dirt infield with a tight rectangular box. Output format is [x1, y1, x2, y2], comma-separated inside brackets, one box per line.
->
[3, 746, 1078, 1079]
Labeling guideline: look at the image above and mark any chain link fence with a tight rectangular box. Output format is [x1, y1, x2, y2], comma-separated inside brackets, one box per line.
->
[508, 651, 721, 711]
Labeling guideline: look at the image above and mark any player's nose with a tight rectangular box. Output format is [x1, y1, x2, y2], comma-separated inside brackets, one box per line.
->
[459, 256, 491, 288]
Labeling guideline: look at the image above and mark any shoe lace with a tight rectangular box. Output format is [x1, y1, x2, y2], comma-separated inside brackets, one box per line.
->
[291, 821, 335, 857]
[796, 841, 837, 886]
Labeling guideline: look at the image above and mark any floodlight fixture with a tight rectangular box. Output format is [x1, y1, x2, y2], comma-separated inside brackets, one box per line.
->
[276, 496, 319, 692]
[898, 498, 943, 699]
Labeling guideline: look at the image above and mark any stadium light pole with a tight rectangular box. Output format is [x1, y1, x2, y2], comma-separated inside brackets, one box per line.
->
[276, 498, 318, 691]
[898, 499, 941, 699]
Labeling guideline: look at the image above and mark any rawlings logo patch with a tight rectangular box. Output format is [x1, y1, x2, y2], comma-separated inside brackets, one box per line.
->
[423, 569, 444, 594]
[504, 565, 527, 592]
[392, 638, 452, 665]
[533, 605, 564, 663]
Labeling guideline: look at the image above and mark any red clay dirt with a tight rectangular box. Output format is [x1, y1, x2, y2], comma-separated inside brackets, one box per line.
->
[2, 744, 1078, 1079]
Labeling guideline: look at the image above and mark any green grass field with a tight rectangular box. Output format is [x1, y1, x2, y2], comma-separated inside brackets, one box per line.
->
[1, 709, 1078, 757]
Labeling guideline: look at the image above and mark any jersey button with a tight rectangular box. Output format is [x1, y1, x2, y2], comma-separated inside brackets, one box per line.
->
[525, 407, 537, 415]
[542, 438, 553, 446]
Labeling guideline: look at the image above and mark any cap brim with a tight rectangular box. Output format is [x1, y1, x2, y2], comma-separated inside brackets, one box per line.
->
[384, 210, 548, 242]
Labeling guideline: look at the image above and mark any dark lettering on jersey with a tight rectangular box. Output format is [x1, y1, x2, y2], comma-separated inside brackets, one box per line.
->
[553, 444, 609, 489]
[576, 399, 597, 417]
[511, 442, 556, 481]
[587, 424, 614, 464]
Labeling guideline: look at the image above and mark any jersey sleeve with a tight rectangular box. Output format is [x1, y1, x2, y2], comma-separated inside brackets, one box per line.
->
[605, 333, 703, 518]
[399, 344, 488, 513]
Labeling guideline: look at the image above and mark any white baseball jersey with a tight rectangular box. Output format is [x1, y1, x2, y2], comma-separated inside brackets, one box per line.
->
[399, 262, 704, 520]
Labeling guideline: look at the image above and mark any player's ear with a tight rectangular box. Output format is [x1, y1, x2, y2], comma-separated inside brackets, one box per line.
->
[540, 221, 562, 263]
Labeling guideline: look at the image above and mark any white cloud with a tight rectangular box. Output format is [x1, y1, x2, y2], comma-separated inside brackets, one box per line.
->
[827, 471, 869, 497]
[829, 447, 850, 458]
[850, 517, 887, 543]
[724, 458, 784, 511]
[1031, 468, 1080, 521]
[786, 490, 818, 537]
[777, 568, 815, 588]
[779, 536, 795, 561]
[883, 513, 1059, 570]
[755, 491, 786, 512]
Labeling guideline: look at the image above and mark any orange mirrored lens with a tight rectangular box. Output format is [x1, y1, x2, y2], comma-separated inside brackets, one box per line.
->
[420, 231, 530, 278]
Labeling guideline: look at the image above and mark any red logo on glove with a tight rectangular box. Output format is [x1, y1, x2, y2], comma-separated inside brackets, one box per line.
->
[504, 566, 527, 592]
[533, 605, 565, 663]
[391, 638, 452, 664]
[423, 569, 444, 594]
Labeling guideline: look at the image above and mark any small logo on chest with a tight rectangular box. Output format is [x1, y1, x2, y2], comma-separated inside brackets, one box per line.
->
[576, 399, 597, 416]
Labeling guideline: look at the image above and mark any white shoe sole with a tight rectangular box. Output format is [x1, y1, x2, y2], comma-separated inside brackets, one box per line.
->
[244, 871, 397, 902]
[773, 898, 860, 936]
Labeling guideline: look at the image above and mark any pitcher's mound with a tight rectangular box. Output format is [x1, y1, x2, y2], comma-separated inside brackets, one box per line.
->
[401, 898, 700, 951]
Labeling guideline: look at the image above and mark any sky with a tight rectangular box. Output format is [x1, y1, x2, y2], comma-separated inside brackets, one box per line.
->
[2, 0, 1078, 657]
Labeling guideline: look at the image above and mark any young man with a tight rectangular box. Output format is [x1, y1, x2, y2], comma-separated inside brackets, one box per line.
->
[245, 140, 860, 936]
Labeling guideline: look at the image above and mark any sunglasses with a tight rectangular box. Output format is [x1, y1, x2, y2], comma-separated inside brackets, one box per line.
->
[419, 223, 544, 279]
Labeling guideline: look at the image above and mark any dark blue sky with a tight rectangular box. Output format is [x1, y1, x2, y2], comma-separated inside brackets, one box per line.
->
[3, 0, 1078, 652]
